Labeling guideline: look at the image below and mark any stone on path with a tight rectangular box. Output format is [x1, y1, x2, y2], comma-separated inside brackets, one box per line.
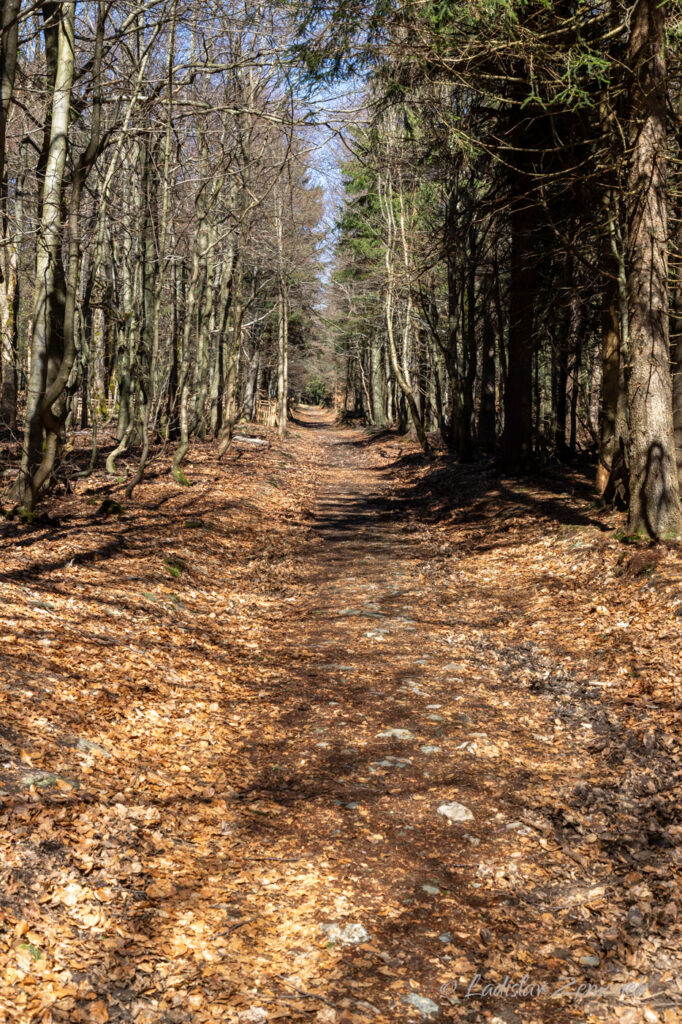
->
[404, 993, 440, 1017]
[421, 745, 440, 754]
[437, 801, 474, 823]
[238, 1009, 268, 1024]
[372, 755, 412, 769]
[377, 728, 414, 740]
[319, 922, 370, 945]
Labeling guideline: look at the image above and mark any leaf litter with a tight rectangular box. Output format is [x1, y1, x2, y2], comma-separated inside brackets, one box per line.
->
[0, 409, 680, 1023]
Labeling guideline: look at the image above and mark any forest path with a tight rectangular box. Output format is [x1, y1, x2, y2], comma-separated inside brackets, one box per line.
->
[1, 409, 680, 1024]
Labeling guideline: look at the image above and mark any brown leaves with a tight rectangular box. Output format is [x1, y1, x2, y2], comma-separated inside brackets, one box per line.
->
[88, 999, 109, 1023]
[146, 879, 177, 900]
[1, 414, 681, 1022]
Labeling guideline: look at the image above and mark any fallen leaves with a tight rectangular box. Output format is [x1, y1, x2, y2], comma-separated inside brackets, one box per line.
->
[0, 412, 680, 1023]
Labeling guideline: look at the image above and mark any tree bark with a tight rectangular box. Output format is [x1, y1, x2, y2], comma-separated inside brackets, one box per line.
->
[625, 0, 681, 536]
[502, 192, 537, 472]
[14, 1, 75, 506]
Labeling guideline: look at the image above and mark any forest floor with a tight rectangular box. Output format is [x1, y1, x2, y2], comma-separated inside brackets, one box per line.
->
[0, 408, 681, 1024]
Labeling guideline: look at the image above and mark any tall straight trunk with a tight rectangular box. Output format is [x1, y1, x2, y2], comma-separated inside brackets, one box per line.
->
[672, 256, 682, 480]
[277, 280, 288, 435]
[671, 199, 682, 481]
[224, 257, 243, 432]
[127, 0, 177, 497]
[0, 0, 20, 432]
[0, 229, 17, 433]
[214, 242, 238, 445]
[458, 251, 477, 460]
[370, 331, 385, 426]
[30, 3, 104, 498]
[625, 0, 681, 536]
[597, 246, 622, 493]
[442, 255, 459, 450]
[0, 0, 20, 194]
[568, 337, 582, 455]
[378, 169, 429, 452]
[478, 303, 496, 453]
[244, 346, 259, 422]
[191, 225, 216, 436]
[15, 1, 75, 505]
[502, 191, 537, 471]
[171, 233, 201, 480]
[384, 339, 394, 426]
[274, 183, 288, 437]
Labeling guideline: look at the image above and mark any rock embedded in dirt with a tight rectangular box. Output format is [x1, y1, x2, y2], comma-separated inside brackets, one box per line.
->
[421, 883, 439, 895]
[437, 801, 474, 823]
[404, 992, 440, 1017]
[237, 1009, 268, 1024]
[377, 728, 414, 740]
[372, 755, 412, 769]
[319, 922, 370, 945]
[421, 745, 441, 754]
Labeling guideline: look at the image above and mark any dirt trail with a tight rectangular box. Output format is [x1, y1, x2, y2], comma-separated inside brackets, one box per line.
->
[1, 409, 680, 1024]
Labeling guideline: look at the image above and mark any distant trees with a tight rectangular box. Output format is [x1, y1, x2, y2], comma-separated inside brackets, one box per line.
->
[0, 0, 323, 510]
[1, 0, 681, 542]
[314, 0, 682, 538]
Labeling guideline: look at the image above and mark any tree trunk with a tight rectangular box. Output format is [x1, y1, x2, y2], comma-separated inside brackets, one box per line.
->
[370, 331, 385, 426]
[14, 1, 75, 506]
[625, 0, 681, 536]
[597, 254, 621, 493]
[478, 303, 496, 453]
[502, 193, 537, 472]
[672, 260, 682, 481]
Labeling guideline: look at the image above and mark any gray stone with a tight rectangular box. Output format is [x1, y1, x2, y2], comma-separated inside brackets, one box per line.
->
[404, 993, 439, 1017]
[319, 922, 370, 945]
[420, 745, 441, 754]
[438, 932, 453, 944]
[437, 801, 474, 823]
[377, 728, 414, 740]
[400, 683, 428, 696]
[372, 756, 412, 769]
[237, 1009, 269, 1024]
[421, 883, 439, 895]
[74, 737, 112, 758]
[580, 954, 600, 968]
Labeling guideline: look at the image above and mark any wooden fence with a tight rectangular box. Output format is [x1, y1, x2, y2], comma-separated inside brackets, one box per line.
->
[253, 397, 278, 428]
